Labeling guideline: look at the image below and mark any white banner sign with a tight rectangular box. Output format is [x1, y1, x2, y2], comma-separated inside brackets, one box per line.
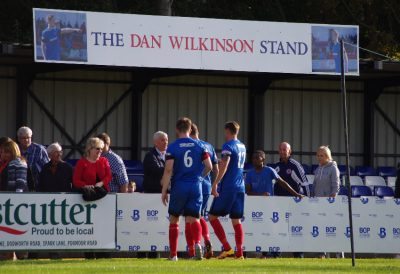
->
[117, 194, 400, 253]
[33, 8, 359, 75]
[0, 193, 116, 250]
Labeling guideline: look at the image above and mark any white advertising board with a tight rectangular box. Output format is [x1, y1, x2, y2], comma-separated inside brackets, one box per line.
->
[33, 8, 359, 75]
[116, 194, 400, 253]
[0, 193, 116, 250]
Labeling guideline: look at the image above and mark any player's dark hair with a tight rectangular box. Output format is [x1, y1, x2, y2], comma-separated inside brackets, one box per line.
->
[253, 150, 266, 162]
[176, 117, 192, 133]
[190, 123, 199, 136]
[96, 132, 111, 146]
[224, 121, 240, 135]
[46, 14, 54, 22]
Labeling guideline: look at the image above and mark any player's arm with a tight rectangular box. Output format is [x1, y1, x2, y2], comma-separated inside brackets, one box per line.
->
[211, 163, 219, 182]
[161, 159, 174, 206]
[212, 156, 230, 197]
[202, 155, 212, 178]
[60, 28, 82, 34]
[276, 178, 304, 198]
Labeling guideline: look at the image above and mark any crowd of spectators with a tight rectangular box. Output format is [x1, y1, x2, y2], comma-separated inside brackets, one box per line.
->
[0, 125, 398, 260]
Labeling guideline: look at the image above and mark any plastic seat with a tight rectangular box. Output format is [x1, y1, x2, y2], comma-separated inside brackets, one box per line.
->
[124, 160, 144, 173]
[337, 165, 355, 176]
[364, 176, 387, 187]
[349, 176, 364, 186]
[306, 174, 314, 184]
[374, 186, 395, 198]
[377, 166, 397, 177]
[355, 166, 377, 177]
[127, 174, 144, 192]
[387, 176, 397, 188]
[351, 185, 373, 197]
[302, 164, 311, 175]
[311, 164, 318, 174]
[338, 186, 349, 196]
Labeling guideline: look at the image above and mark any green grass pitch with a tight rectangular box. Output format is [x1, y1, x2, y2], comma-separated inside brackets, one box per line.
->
[0, 258, 399, 274]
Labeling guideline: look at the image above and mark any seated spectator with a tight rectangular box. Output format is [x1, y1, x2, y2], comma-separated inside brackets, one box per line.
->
[97, 133, 129, 193]
[38, 142, 73, 192]
[143, 131, 168, 193]
[0, 140, 28, 192]
[73, 137, 112, 193]
[128, 181, 136, 193]
[17, 126, 50, 190]
[312, 146, 340, 198]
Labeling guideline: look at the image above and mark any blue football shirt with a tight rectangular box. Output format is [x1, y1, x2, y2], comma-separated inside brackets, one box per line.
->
[198, 139, 218, 194]
[166, 138, 208, 187]
[219, 139, 246, 193]
[245, 166, 280, 195]
[42, 27, 61, 60]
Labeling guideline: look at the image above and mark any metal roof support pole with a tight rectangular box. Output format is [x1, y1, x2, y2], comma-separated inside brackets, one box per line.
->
[247, 75, 272, 158]
[15, 65, 34, 133]
[130, 71, 152, 161]
[363, 81, 383, 167]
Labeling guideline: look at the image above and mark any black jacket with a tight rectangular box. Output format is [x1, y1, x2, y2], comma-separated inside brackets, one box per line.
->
[37, 161, 73, 192]
[143, 147, 165, 193]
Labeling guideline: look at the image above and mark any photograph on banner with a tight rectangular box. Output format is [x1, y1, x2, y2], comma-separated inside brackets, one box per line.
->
[311, 25, 358, 74]
[34, 9, 88, 62]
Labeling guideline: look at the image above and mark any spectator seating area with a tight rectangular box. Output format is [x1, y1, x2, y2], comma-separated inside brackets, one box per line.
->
[66, 159, 397, 197]
[269, 163, 398, 198]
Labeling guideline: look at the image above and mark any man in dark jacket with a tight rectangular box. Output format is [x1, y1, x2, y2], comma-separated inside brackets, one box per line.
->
[143, 131, 168, 193]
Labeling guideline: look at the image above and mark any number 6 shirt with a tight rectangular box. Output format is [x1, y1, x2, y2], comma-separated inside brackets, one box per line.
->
[165, 137, 209, 187]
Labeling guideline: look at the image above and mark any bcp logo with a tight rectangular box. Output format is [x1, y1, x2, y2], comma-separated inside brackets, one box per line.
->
[251, 212, 264, 222]
[147, 210, 159, 221]
[378, 227, 386, 239]
[116, 209, 123, 220]
[271, 212, 279, 223]
[131, 210, 140, 221]
[344, 227, 351, 238]
[325, 226, 337, 237]
[359, 227, 371, 238]
[393, 228, 400, 238]
[204, 210, 209, 221]
[311, 226, 319, 238]
[360, 197, 369, 204]
[327, 197, 335, 204]
[293, 197, 302, 203]
[291, 226, 303, 236]
[129, 245, 141, 251]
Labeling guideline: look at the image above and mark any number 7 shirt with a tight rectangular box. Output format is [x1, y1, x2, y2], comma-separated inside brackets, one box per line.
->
[219, 139, 246, 193]
[165, 137, 209, 187]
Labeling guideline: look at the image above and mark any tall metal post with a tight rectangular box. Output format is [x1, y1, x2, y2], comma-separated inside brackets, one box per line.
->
[340, 39, 356, 267]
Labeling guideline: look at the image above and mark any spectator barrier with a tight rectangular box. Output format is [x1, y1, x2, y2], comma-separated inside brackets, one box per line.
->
[0, 193, 116, 251]
[1, 193, 399, 253]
